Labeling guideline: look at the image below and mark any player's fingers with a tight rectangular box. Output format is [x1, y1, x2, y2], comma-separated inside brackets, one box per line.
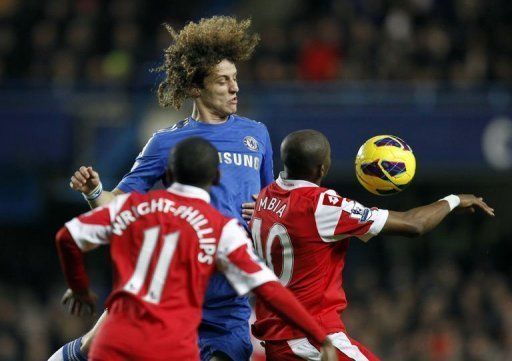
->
[70, 175, 85, 189]
[87, 166, 99, 180]
[61, 290, 72, 305]
[252, 194, 258, 200]
[85, 304, 93, 316]
[67, 299, 75, 314]
[74, 171, 87, 184]
[76, 302, 83, 317]
[476, 200, 495, 216]
[88, 301, 97, 315]
[71, 299, 79, 315]
[79, 166, 91, 178]
[242, 202, 256, 209]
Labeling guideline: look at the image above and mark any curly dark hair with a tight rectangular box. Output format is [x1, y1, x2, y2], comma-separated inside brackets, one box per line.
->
[156, 16, 260, 110]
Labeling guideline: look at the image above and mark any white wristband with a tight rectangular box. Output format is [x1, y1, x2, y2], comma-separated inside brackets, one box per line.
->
[82, 182, 103, 201]
[440, 194, 460, 211]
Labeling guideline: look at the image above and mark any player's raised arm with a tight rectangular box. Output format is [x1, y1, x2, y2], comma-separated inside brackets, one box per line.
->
[69, 165, 124, 208]
[215, 219, 337, 359]
[381, 194, 494, 237]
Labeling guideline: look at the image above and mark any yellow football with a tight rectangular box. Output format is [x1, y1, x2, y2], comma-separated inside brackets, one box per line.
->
[355, 135, 416, 195]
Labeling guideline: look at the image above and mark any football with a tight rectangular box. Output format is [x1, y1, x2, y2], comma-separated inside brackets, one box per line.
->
[355, 135, 416, 195]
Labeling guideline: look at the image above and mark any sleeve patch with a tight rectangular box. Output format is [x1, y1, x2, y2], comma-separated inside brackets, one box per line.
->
[322, 194, 343, 207]
[346, 202, 372, 222]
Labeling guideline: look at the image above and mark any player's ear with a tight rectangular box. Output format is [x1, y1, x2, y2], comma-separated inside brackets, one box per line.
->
[313, 164, 326, 184]
[212, 169, 221, 186]
[320, 163, 328, 178]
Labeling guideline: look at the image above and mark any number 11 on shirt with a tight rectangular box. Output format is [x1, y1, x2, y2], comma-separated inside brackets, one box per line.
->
[123, 226, 180, 304]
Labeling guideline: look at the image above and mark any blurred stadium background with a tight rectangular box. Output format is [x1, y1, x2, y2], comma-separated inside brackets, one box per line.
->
[1, 0, 511, 360]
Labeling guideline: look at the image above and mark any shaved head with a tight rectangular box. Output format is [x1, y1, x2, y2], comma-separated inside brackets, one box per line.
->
[281, 129, 331, 182]
[167, 137, 219, 188]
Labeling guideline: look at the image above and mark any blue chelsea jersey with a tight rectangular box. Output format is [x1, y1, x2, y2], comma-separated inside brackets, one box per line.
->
[116, 114, 274, 330]
[117, 114, 274, 225]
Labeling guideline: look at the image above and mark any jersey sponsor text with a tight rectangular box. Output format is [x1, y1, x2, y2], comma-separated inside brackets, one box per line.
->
[218, 151, 261, 170]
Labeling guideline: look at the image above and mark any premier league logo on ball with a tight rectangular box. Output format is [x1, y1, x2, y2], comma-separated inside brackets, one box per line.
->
[243, 136, 259, 151]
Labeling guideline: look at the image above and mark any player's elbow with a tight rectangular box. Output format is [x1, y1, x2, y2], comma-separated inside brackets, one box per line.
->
[406, 223, 425, 237]
[402, 215, 427, 237]
[383, 211, 425, 237]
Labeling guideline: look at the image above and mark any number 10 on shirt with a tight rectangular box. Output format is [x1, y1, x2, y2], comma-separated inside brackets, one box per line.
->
[251, 218, 294, 287]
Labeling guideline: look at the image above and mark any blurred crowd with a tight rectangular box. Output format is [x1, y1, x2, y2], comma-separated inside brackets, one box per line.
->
[1, 261, 511, 361]
[0, 0, 511, 86]
[1, 1, 511, 360]
[345, 261, 512, 361]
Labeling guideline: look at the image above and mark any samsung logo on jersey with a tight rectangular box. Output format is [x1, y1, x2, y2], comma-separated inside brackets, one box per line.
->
[218, 152, 260, 170]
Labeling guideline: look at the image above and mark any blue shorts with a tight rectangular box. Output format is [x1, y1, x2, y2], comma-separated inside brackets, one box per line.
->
[199, 323, 252, 361]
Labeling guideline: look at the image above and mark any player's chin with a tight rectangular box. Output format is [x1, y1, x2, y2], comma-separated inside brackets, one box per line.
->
[226, 103, 237, 114]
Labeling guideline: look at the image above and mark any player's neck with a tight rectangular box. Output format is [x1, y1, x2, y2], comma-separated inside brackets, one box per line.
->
[282, 170, 322, 186]
[191, 104, 229, 124]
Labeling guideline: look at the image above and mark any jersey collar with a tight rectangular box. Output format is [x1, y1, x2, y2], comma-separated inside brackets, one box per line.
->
[167, 182, 211, 203]
[188, 114, 234, 127]
[276, 172, 319, 190]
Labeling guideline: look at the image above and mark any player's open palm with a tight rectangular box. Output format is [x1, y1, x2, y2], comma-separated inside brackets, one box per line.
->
[61, 288, 97, 317]
[320, 339, 339, 361]
[70, 166, 100, 194]
[456, 194, 495, 216]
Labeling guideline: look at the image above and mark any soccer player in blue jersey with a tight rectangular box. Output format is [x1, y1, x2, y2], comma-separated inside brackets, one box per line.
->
[49, 17, 272, 361]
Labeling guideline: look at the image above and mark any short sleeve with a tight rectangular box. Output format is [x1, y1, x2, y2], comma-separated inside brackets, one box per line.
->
[314, 190, 389, 243]
[117, 133, 168, 193]
[260, 125, 274, 188]
[65, 193, 130, 250]
[216, 219, 277, 295]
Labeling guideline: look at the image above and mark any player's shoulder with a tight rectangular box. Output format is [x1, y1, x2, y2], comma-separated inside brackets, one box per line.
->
[232, 114, 268, 132]
[290, 186, 343, 209]
[154, 118, 192, 136]
[144, 119, 193, 149]
[291, 185, 330, 199]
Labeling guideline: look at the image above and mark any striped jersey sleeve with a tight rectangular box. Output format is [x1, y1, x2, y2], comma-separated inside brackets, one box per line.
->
[314, 189, 389, 243]
[65, 193, 131, 250]
[216, 219, 277, 295]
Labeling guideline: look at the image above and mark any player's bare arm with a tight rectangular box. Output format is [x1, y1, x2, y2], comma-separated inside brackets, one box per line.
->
[69, 165, 124, 208]
[381, 194, 494, 237]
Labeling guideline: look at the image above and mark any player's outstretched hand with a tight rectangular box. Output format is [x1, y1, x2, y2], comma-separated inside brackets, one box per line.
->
[61, 288, 98, 317]
[456, 194, 495, 217]
[242, 194, 258, 220]
[320, 339, 338, 361]
[70, 166, 100, 194]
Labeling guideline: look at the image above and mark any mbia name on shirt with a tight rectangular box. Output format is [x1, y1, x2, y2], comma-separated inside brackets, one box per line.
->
[257, 196, 288, 218]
